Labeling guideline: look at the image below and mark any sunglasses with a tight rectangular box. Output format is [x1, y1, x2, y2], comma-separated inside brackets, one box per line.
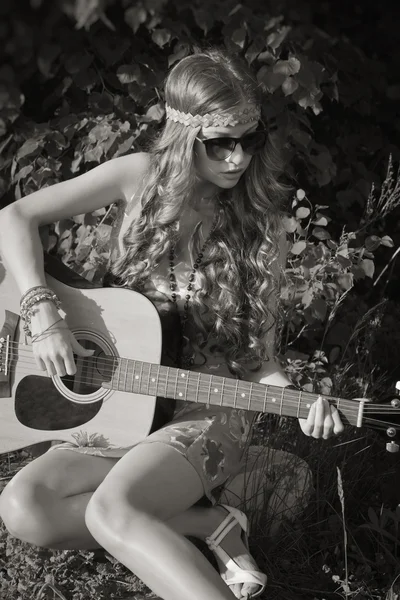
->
[195, 129, 268, 161]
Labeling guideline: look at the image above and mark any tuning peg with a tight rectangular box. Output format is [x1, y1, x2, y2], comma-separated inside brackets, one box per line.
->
[386, 440, 400, 453]
[395, 381, 400, 394]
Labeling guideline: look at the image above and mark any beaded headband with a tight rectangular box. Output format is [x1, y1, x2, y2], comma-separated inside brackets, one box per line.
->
[165, 103, 261, 128]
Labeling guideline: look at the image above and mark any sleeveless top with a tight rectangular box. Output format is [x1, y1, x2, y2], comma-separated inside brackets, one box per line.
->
[106, 196, 236, 429]
[105, 173, 279, 429]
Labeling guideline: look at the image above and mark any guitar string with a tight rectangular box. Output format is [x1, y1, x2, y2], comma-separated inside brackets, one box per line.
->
[0, 340, 374, 408]
[3, 363, 395, 429]
[4, 358, 399, 416]
[3, 351, 398, 414]
[5, 337, 400, 410]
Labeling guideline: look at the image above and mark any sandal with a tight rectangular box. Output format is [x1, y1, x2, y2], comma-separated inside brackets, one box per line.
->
[205, 504, 267, 598]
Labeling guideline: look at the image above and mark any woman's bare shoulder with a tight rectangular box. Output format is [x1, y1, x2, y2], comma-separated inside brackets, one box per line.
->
[116, 151, 151, 204]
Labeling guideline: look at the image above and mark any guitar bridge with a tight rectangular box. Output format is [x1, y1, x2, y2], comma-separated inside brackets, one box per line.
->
[0, 335, 10, 378]
[0, 310, 19, 396]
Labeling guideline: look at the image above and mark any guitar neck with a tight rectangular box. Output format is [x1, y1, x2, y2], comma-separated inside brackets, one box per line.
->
[104, 357, 357, 426]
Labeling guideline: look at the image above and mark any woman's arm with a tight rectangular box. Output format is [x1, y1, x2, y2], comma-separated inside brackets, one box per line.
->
[0, 152, 149, 294]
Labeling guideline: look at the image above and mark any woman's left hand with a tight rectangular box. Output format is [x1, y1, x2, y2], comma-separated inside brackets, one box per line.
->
[299, 395, 345, 439]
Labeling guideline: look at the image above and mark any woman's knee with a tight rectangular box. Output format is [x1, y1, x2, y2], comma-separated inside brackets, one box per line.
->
[85, 486, 148, 548]
[0, 475, 59, 547]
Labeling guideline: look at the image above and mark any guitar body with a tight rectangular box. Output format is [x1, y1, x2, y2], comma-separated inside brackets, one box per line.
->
[0, 256, 161, 453]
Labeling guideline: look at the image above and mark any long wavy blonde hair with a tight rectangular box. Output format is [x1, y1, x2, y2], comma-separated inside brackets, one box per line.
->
[110, 46, 291, 376]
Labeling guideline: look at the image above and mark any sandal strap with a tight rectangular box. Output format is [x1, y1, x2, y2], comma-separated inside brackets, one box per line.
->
[205, 513, 238, 550]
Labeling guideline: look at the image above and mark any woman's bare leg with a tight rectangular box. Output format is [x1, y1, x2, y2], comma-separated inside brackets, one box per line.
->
[84, 441, 240, 600]
[0, 447, 260, 598]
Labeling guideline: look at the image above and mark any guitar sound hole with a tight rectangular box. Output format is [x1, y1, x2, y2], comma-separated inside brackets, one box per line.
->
[60, 339, 114, 395]
[15, 338, 116, 431]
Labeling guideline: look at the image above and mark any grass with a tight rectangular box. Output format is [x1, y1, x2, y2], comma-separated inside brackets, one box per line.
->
[1, 415, 400, 600]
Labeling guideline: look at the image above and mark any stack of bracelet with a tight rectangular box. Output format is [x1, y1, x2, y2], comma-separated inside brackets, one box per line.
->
[20, 285, 62, 337]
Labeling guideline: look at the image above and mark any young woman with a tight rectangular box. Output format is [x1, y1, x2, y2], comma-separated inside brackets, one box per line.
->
[0, 47, 344, 600]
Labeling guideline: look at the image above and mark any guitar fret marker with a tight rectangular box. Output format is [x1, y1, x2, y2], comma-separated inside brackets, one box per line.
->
[306, 403, 311, 408]
[151, 378, 155, 382]
[178, 392, 183, 397]
[241, 393, 245, 398]
[272, 397, 276, 403]
[181, 373, 186, 378]
[214, 388, 219, 393]
[135, 375, 139, 379]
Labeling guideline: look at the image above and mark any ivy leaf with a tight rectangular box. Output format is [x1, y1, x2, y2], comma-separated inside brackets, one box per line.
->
[151, 28, 172, 48]
[168, 42, 190, 67]
[301, 288, 314, 308]
[312, 213, 329, 226]
[380, 235, 394, 248]
[273, 57, 301, 76]
[17, 139, 40, 160]
[124, 6, 147, 33]
[256, 67, 286, 93]
[245, 36, 266, 64]
[365, 235, 381, 251]
[232, 27, 247, 49]
[337, 273, 353, 290]
[266, 26, 291, 51]
[192, 8, 214, 34]
[282, 77, 299, 96]
[361, 258, 375, 278]
[117, 64, 142, 85]
[13, 165, 33, 182]
[295, 206, 310, 219]
[312, 226, 331, 240]
[290, 241, 307, 255]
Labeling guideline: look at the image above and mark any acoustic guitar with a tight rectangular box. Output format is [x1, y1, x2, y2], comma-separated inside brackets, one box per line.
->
[1, 254, 399, 455]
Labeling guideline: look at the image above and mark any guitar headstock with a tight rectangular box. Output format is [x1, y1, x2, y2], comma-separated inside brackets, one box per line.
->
[384, 381, 400, 453]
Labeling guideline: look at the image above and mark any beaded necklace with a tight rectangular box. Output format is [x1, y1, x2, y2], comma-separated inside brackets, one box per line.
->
[168, 212, 218, 368]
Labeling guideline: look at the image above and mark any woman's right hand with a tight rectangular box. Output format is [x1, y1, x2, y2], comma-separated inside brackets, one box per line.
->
[30, 301, 94, 377]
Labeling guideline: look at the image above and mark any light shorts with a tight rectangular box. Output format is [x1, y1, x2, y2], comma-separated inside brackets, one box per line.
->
[50, 402, 257, 503]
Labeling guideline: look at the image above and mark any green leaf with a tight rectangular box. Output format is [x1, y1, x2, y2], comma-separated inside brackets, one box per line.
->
[168, 42, 190, 67]
[151, 28, 172, 48]
[312, 213, 329, 226]
[17, 139, 41, 160]
[273, 57, 301, 76]
[266, 26, 291, 51]
[116, 64, 142, 85]
[361, 258, 375, 278]
[312, 226, 331, 240]
[365, 235, 381, 251]
[231, 27, 247, 49]
[337, 273, 353, 290]
[381, 235, 394, 247]
[256, 67, 286, 93]
[295, 206, 310, 219]
[281, 77, 299, 96]
[290, 241, 307, 255]
[124, 6, 147, 33]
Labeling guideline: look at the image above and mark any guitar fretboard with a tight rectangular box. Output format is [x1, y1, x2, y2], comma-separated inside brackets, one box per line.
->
[102, 357, 356, 426]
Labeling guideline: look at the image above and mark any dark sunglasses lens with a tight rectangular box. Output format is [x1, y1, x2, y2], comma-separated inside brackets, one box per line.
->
[241, 131, 267, 154]
[204, 131, 267, 160]
[205, 139, 236, 161]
